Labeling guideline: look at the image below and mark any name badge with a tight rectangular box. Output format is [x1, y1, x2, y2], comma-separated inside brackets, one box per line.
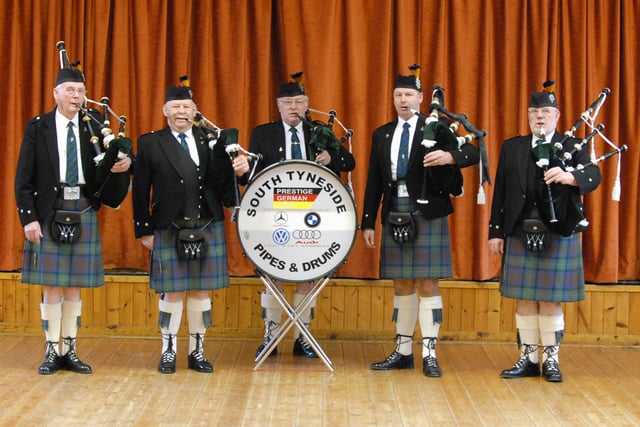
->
[397, 184, 409, 198]
[63, 186, 81, 200]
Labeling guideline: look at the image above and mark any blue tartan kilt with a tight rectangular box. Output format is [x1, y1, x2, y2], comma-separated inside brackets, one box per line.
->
[380, 196, 453, 279]
[21, 202, 104, 288]
[150, 220, 230, 293]
[500, 233, 585, 302]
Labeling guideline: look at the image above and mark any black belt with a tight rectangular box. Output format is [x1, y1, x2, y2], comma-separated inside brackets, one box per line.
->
[173, 217, 213, 229]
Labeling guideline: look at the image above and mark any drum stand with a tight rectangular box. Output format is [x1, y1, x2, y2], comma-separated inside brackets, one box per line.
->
[254, 270, 334, 372]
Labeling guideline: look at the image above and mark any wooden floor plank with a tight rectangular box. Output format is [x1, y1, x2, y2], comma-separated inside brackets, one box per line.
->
[0, 336, 639, 426]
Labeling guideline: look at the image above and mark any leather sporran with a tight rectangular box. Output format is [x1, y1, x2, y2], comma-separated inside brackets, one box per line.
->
[176, 228, 208, 260]
[521, 218, 550, 253]
[50, 210, 82, 244]
[388, 212, 416, 243]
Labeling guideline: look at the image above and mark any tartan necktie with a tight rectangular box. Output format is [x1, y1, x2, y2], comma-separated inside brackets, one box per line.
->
[178, 133, 190, 156]
[290, 127, 302, 159]
[65, 121, 78, 186]
[396, 122, 410, 179]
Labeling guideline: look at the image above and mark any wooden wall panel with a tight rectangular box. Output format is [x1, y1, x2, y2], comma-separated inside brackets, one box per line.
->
[0, 273, 639, 345]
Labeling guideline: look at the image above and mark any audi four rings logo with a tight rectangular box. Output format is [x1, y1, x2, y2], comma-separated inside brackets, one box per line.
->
[272, 228, 290, 245]
[292, 229, 322, 239]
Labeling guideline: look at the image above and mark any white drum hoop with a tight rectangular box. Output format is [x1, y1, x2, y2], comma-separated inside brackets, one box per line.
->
[237, 160, 357, 282]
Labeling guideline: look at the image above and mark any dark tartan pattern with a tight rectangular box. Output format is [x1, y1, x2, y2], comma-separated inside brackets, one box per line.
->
[380, 196, 453, 279]
[21, 204, 104, 288]
[150, 220, 230, 293]
[500, 233, 585, 302]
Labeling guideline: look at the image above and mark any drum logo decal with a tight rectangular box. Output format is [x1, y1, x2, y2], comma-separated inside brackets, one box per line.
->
[273, 187, 320, 209]
[272, 228, 290, 245]
[304, 212, 320, 228]
[274, 211, 288, 225]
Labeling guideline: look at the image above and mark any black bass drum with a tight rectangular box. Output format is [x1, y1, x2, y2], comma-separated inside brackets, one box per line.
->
[237, 160, 357, 282]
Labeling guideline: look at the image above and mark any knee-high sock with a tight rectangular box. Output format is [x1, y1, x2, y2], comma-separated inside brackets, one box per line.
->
[515, 313, 540, 363]
[261, 291, 282, 341]
[293, 291, 315, 340]
[61, 300, 82, 355]
[419, 296, 443, 358]
[41, 302, 62, 355]
[187, 296, 211, 354]
[158, 299, 183, 353]
[539, 314, 564, 363]
[394, 294, 418, 356]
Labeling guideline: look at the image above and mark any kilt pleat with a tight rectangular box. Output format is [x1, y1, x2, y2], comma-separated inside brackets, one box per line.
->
[500, 233, 585, 302]
[150, 221, 230, 293]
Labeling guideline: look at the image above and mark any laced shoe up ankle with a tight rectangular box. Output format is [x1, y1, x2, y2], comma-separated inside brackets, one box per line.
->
[371, 351, 414, 370]
[188, 349, 213, 373]
[61, 338, 92, 374]
[158, 349, 176, 374]
[500, 356, 540, 379]
[256, 338, 277, 358]
[422, 355, 442, 378]
[39, 341, 62, 375]
[542, 359, 563, 382]
[293, 336, 318, 358]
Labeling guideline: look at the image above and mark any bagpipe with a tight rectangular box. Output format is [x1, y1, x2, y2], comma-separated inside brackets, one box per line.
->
[412, 85, 490, 204]
[532, 88, 627, 236]
[294, 108, 355, 195]
[56, 41, 132, 208]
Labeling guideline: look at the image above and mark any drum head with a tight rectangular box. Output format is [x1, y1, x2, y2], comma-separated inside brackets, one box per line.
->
[237, 160, 357, 282]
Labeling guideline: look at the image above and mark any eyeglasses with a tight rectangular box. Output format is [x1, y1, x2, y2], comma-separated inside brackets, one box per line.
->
[528, 108, 557, 116]
[279, 98, 307, 106]
[59, 86, 87, 96]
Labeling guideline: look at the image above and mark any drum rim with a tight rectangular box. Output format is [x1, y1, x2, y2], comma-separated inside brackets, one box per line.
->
[236, 159, 357, 282]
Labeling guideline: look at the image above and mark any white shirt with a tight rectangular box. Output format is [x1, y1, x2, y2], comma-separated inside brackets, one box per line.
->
[172, 128, 200, 166]
[391, 115, 419, 180]
[283, 121, 307, 160]
[55, 110, 86, 185]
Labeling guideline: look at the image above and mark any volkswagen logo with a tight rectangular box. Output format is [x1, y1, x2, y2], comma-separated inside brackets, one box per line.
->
[272, 228, 290, 245]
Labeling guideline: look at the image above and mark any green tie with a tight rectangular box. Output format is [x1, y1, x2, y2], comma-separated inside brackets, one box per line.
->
[396, 122, 410, 179]
[290, 127, 302, 159]
[65, 121, 78, 186]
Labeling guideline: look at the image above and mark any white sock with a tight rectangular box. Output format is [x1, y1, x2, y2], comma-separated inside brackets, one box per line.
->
[261, 291, 282, 341]
[41, 302, 62, 355]
[394, 294, 418, 356]
[187, 297, 211, 354]
[515, 313, 540, 363]
[293, 291, 315, 340]
[419, 296, 443, 358]
[61, 300, 82, 355]
[539, 314, 564, 363]
[159, 299, 183, 353]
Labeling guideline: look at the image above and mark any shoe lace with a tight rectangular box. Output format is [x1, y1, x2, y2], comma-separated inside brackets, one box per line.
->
[161, 333, 176, 362]
[62, 337, 80, 361]
[44, 341, 59, 362]
[297, 336, 313, 352]
[424, 355, 439, 368]
[190, 333, 207, 362]
[543, 345, 560, 371]
[512, 344, 538, 368]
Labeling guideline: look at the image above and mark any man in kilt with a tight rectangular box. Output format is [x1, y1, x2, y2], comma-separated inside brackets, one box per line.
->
[15, 67, 133, 375]
[361, 65, 479, 377]
[488, 81, 601, 382]
[133, 78, 249, 374]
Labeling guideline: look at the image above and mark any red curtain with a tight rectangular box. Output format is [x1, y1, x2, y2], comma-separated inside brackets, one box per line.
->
[2, 0, 638, 283]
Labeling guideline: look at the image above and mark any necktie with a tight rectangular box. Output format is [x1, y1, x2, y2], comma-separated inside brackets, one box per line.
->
[290, 127, 302, 160]
[396, 122, 410, 179]
[178, 133, 190, 156]
[66, 121, 78, 186]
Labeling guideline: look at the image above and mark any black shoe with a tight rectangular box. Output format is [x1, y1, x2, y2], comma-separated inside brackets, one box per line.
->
[293, 336, 318, 358]
[61, 349, 92, 374]
[422, 355, 442, 377]
[188, 349, 213, 373]
[500, 357, 540, 379]
[371, 351, 414, 370]
[39, 342, 62, 375]
[158, 350, 176, 374]
[542, 359, 563, 382]
[256, 339, 278, 358]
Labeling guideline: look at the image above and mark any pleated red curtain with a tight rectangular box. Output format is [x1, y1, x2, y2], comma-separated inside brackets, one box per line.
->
[2, 0, 638, 283]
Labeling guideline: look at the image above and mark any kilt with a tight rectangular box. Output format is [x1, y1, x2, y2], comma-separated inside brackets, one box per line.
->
[149, 220, 230, 293]
[500, 233, 585, 302]
[21, 200, 104, 288]
[380, 196, 453, 279]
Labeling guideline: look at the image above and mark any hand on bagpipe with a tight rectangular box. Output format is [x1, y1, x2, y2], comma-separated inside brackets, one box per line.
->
[413, 85, 490, 204]
[56, 41, 132, 207]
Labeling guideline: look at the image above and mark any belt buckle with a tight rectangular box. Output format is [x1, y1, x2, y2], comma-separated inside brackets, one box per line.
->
[397, 184, 409, 198]
[63, 186, 81, 200]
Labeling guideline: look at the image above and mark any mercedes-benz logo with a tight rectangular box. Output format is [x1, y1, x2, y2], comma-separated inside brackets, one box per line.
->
[274, 211, 288, 225]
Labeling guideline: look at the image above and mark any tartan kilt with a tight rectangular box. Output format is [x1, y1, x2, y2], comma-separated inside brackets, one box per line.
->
[500, 233, 585, 302]
[380, 196, 453, 279]
[149, 220, 230, 293]
[21, 203, 104, 288]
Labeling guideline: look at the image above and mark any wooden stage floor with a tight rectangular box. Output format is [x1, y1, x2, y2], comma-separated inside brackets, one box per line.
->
[1, 335, 638, 426]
